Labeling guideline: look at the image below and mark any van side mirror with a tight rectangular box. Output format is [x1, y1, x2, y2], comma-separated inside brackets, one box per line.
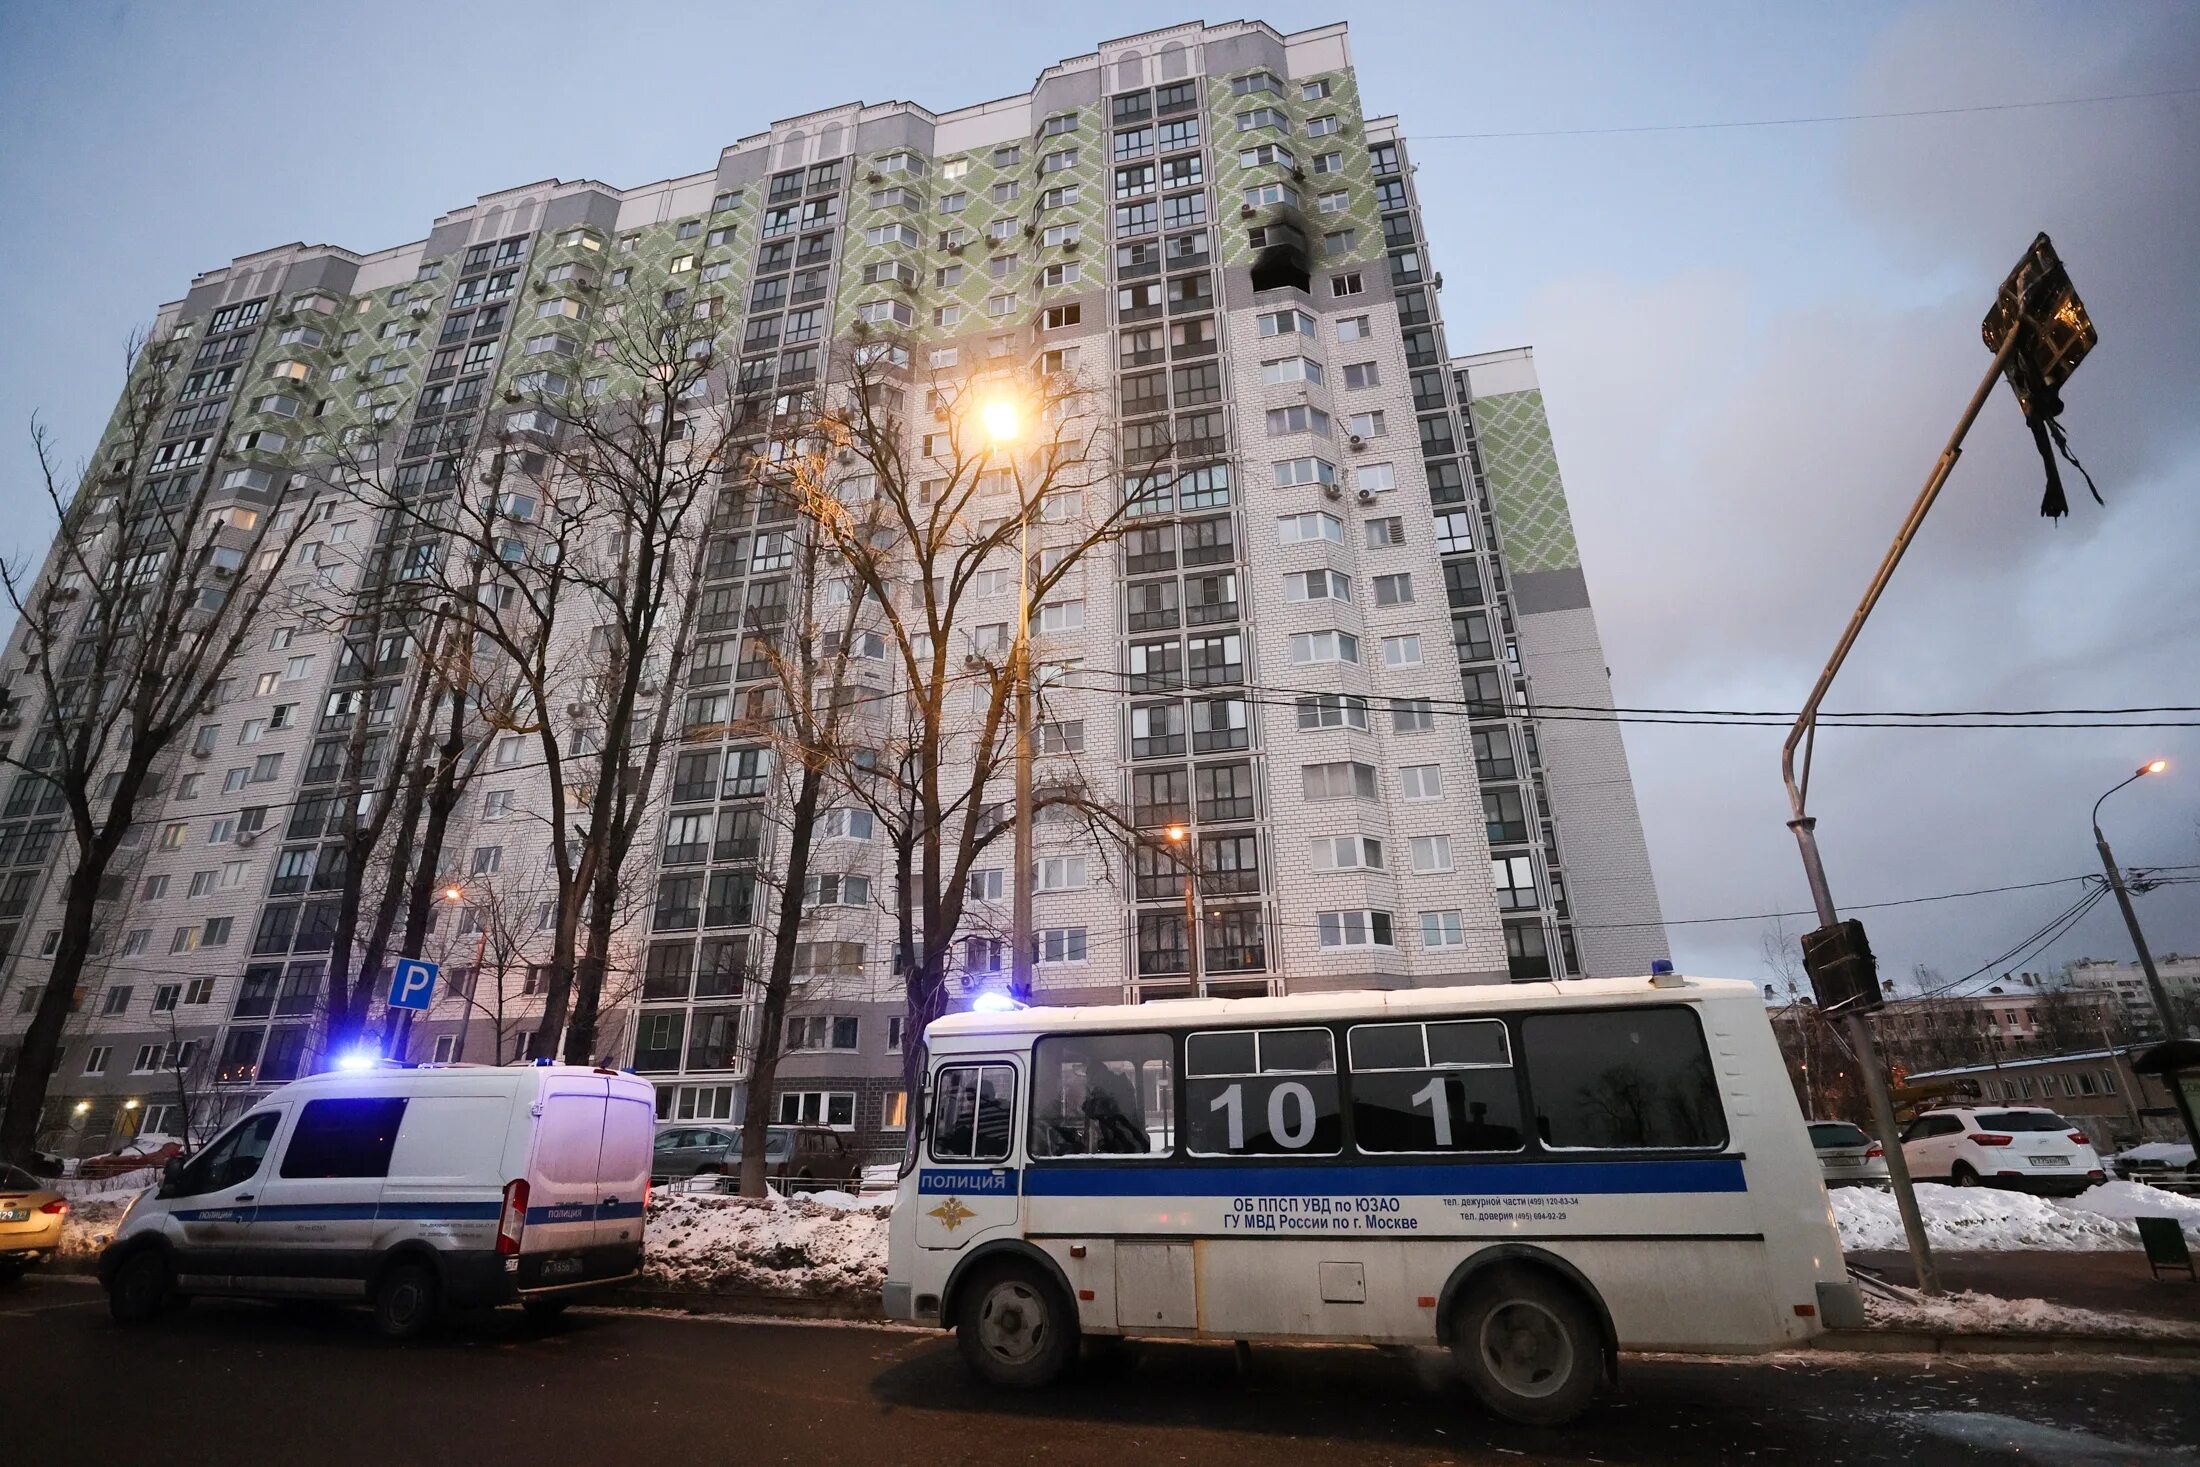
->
[163, 1157, 184, 1183]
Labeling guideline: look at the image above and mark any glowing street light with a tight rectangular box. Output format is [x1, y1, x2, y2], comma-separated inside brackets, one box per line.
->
[979, 397, 1021, 446]
[2091, 760, 2195, 1167]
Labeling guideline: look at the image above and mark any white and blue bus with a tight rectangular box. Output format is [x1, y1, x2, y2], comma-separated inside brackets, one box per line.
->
[884, 973, 1856, 1424]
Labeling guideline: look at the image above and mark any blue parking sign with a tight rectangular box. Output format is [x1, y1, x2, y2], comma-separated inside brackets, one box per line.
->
[388, 957, 438, 1012]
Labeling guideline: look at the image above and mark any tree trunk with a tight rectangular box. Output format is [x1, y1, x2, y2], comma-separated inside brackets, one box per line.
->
[739, 763, 826, 1197]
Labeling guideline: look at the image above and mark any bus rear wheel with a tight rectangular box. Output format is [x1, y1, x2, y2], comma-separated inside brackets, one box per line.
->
[1451, 1269, 1603, 1426]
[956, 1260, 1077, 1389]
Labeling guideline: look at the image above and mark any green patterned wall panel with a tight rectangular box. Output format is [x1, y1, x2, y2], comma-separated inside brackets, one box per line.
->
[1472, 388, 1580, 575]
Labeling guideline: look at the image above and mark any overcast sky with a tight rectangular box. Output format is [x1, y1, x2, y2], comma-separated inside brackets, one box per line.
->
[2, 1, 2194, 995]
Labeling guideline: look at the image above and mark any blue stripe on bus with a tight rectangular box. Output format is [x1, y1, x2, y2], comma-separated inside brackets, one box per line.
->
[1018, 1158, 1747, 1198]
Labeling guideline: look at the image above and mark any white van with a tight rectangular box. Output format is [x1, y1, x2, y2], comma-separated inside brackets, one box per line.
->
[98, 1061, 655, 1337]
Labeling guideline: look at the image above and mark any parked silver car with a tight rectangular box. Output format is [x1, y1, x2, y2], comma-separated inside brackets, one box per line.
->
[1808, 1120, 1889, 1188]
[651, 1123, 860, 1189]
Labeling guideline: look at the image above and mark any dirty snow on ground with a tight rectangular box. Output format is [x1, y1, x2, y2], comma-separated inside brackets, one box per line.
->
[1853, 1272, 2200, 1340]
[1832, 1181, 2200, 1252]
[642, 1191, 889, 1299]
[56, 1188, 142, 1260]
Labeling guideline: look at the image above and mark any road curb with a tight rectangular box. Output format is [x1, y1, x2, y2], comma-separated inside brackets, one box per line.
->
[599, 1285, 883, 1322]
[1814, 1328, 2200, 1359]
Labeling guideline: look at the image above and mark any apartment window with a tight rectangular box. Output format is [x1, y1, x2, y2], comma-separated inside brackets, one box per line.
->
[1312, 835, 1384, 872]
[1302, 761, 1378, 802]
[1266, 405, 1332, 438]
[1382, 634, 1423, 669]
[1257, 308, 1316, 338]
[1492, 855, 1538, 910]
[1337, 315, 1372, 342]
[1392, 699, 1435, 733]
[1286, 569, 1351, 603]
[1402, 765, 1443, 801]
[1288, 630, 1358, 665]
[1042, 304, 1082, 330]
[1038, 928, 1089, 965]
[1261, 356, 1323, 386]
[778, 1091, 857, 1129]
[1277, 511, 1345, 546]
[1295, 693, 1369, 731]
[1318, 910, 1394, 949]
[1272, 457, 1336, 489]
[786, 1016, 859, 1052]
[1373, 572, 1414, 606]
[1420, 911, 1467, 949]
[1411, 835, 1456, 873]
[1034, 856, 1088, 893]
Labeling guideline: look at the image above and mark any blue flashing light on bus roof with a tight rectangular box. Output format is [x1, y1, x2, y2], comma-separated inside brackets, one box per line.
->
[1650, 959, 1675, 977]
[970, 991, 1026, 1013]
[334, 1046, 383, 1072]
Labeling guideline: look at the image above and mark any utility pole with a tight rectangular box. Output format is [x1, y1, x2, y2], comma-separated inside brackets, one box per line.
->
[985, 397, 1036, 1006]
[2092, 762, 2200, 1155]
[1779, 233, 2098, 1298]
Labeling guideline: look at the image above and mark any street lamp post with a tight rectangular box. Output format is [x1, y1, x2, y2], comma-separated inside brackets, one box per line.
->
[1166, 826, 1200, 997]
[981, 397, 1036, 1006]
[2091, 761, 2200, 1154]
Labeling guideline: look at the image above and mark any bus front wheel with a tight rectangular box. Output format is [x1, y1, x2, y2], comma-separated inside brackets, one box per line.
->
[956, 1260, 1077, 1389]
[1451, 1269, 1603, 1426]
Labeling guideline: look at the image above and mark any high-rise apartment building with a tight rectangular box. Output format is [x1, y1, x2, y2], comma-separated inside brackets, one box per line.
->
[0, 20, 1663, 1163]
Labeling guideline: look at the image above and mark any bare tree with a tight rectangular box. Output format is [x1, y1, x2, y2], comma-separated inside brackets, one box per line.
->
[775, 336, 1173, 1097]
[0, 331, 314, 1163]
[727, 434, 882, 1197]
[398, 302, 730, 1067]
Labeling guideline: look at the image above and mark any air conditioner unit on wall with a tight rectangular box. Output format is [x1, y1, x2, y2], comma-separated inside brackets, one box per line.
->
[1355, 487, 1376, 504]
[1347, 434, 1366, 450]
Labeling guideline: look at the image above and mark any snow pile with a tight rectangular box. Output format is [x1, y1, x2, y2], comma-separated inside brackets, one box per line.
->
[2064, 1179, 2200, 1229]
[1832, 1182, 2200, 1252]
[57, 1189, 142, 1260]
[1855, 1273, 2200, 1340]
[642, 1190, 889, 1299]
[57, 1166, 161, 1199]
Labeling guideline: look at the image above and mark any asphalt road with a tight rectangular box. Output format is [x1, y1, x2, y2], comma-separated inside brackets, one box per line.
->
[4, 1275, 2197, 1466]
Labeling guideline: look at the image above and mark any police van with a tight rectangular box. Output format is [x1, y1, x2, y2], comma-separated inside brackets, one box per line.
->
[886, 975, 1858, 1425]
[98, 1061, 655, 1337]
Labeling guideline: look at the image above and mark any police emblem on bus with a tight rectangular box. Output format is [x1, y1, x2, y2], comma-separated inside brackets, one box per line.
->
[927, 1197, 976, 1232]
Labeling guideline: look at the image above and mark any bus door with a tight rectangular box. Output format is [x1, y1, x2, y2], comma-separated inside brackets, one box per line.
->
[916, 1059, 1020, 1250]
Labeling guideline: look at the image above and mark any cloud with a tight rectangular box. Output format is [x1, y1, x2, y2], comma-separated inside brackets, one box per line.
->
[1481, 1, 2200, 986]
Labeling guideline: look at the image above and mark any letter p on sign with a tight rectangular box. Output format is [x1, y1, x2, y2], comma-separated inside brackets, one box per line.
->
[388, 957, 439, 1012]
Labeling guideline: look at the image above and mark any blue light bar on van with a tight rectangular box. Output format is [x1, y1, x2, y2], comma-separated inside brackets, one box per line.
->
[335, 1046, 384, 1072]
[1650, 959, 1675, 977]
[970, 992, 1026, 1013]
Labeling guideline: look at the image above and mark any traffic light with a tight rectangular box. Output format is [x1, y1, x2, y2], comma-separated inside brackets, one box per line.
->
[1982, 232, 2099, 519]
[1801, 919, 1882, 1016]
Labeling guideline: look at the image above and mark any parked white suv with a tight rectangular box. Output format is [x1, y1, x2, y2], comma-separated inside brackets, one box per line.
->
[1899, 1106, 2105, 1197]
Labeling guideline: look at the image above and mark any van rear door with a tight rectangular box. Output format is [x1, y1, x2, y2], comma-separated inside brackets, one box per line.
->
[598, 1080, 656, 1255]
[525, 1075, 608, 1284]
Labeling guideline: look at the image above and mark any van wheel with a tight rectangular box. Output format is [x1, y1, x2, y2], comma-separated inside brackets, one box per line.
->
[374, 1261, 441, 1341]
[1451, 1269, 1603, 1426]
[957, 1260, 1077, 1389]
[1952, 1162, 1982, 1187]
[108, 1250, 171, 1325]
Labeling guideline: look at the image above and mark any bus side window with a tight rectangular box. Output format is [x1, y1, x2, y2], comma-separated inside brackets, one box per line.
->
[1184, 1027, 1342, 1157]
[930, 1064, 1016, 1162]
[1347, 1019, 1523, 1154]
[1520, 1007, 1729, 1151]
[1030, 1033, 1175, 1158]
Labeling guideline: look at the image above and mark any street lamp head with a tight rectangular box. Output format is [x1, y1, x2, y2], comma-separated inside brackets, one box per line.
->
[444, 886, 464, 903]
[2142, 759, 2168, 776]
[1164, 825, 1188, 843]
[979, 398, 1021, 446]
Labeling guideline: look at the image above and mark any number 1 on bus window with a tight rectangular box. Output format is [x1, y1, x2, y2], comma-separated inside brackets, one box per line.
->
[1207, 1081, 1319, 1151]
[1412, 1076, 1452, 1149]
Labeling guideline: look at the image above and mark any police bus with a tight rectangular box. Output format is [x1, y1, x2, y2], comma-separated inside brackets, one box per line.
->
[883, 972, 1856, 1424]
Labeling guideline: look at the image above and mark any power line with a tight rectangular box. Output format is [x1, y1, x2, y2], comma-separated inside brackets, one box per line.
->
[1412, 85, 2200, 142]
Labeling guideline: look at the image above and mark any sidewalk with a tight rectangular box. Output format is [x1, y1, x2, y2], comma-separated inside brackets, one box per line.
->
[1847, 1249, 2199, 1326]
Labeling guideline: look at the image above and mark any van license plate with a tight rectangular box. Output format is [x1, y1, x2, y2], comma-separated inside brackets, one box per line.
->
[542, 1256, 583, 1278]
[0, 1208, 27, 1222]
[2028, 1155, 2069, 1168]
